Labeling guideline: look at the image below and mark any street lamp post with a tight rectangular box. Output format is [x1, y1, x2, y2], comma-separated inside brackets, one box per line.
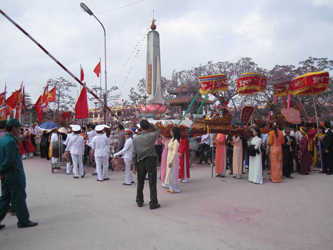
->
[80, 2, 108, 124]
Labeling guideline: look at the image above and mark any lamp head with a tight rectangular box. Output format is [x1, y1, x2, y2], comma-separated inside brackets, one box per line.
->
[80, 3, 93, 16]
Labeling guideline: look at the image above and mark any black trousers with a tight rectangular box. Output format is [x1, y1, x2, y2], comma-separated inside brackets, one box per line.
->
[136, 157, 158, 206]
[227, 150, 233, 170]
[199, 144, 210, 163]
[0, 181, 30, 226]
[323, 151, 333, 173]
[84, 145, 91, 162]
[283, 151, 294, 177]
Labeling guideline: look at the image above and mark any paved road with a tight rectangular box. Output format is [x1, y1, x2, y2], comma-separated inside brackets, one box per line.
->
[1, 157, 332, 250]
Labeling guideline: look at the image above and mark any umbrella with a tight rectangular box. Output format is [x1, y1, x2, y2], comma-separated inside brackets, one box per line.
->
[39, 121, 57, 130]
[237, 72, 267, 95]
[289, 71, 330, 170]
[237, 72, 267, 124]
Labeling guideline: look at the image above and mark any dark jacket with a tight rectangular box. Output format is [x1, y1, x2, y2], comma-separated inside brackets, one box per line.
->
[282, 135, 296, 157]
[0, 133, 26, 183]
[324, 129, 333, 151]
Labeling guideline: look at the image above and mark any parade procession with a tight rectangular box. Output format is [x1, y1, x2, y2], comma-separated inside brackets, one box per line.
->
[1, 1, 333, 250]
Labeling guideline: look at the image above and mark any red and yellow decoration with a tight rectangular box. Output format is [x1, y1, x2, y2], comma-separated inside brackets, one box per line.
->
[289, 72, 329, 96]
[237, 73, 267, 95]
[273, 80, 290, 97]
[199, 74, 228, 95]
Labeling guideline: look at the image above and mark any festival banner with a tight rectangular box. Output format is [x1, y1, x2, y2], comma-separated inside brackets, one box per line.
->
[289, 72, 329, 96]
[237, 73, 267, 95]
[199, 74, 228, 95]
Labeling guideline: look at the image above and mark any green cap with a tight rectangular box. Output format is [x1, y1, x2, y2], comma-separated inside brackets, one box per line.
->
[6, 118, 23, 127]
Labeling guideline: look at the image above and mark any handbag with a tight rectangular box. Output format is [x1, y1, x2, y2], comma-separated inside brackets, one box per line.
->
[248, 145, 259, 156]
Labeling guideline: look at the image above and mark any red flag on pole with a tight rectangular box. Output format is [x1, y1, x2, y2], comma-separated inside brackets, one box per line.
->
[35, 95, 43, 121]
[5, 90, 19, 110]
[44, 86, 56, 103]
[75, 85, 88, 119]
[80, 67, 84, 81]
[93, 61, 101, 77]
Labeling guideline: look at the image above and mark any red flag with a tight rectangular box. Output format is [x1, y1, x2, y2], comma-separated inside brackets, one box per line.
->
[93, 61, 101, 77]
[44, 86, 56, 103]
[75, 85, 88, 119]
[35, 95, 43, 121]
[5, 91, 19, 110]
[80, 67, 85, 81]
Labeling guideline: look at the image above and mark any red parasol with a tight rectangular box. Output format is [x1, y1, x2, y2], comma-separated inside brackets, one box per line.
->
[289, 71, 330, 170]
[199, 74, 228, 95]
[237, 73, 267, 95]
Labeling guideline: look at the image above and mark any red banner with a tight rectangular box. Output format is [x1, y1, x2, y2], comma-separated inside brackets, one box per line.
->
[237, 73, 267, 95]
[290, 72, 329, 96]
[35, 95, 43, 121]
[199, 74, 228, 95]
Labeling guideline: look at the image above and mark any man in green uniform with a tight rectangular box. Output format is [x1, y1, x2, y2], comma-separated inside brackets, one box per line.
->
[0, 118, 38, 229]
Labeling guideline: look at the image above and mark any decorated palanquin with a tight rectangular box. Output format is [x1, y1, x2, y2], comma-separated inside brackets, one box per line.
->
[237, 73, 267, 95]
[289, 72, 329, 96]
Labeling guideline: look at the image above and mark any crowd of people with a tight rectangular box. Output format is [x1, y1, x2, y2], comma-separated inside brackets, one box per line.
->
[1, 117, 333, 229]
[195, 120, 333, 184]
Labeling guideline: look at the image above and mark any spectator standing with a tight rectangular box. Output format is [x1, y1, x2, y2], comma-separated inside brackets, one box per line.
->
[132, 120, 160, 209]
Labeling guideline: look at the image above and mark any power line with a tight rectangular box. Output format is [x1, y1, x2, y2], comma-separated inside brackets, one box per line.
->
[95, 0, 146, 14]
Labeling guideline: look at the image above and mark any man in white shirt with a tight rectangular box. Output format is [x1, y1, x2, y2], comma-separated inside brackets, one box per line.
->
[114, 128, 134, 185]
[66, 125, 85, 179]
[92, 125, 110, 182]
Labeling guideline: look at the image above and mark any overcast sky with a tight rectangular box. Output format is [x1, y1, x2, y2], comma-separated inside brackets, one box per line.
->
[1, 0, 333, 108]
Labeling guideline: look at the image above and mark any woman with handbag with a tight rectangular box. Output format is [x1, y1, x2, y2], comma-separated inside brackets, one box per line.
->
[114, 128, 134, 185]
[268, 121, 284, 183]
[65, 125, 85, 179]
[248, 127, 263, 184]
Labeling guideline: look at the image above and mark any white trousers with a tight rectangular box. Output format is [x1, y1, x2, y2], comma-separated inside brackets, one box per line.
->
[72, 154, 84, 177]
[124, 158, 134, 184]
[95, 155, 109, 181]
[66, 162, 71, 174]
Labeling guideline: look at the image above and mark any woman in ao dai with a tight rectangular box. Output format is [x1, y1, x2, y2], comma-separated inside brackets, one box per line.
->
[66, 125, 85, 178]
[248, 127, 263, 184]
[232, 135, 243, 179]
[160, 134, 171, 188]
[165, 127, 181, 193]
